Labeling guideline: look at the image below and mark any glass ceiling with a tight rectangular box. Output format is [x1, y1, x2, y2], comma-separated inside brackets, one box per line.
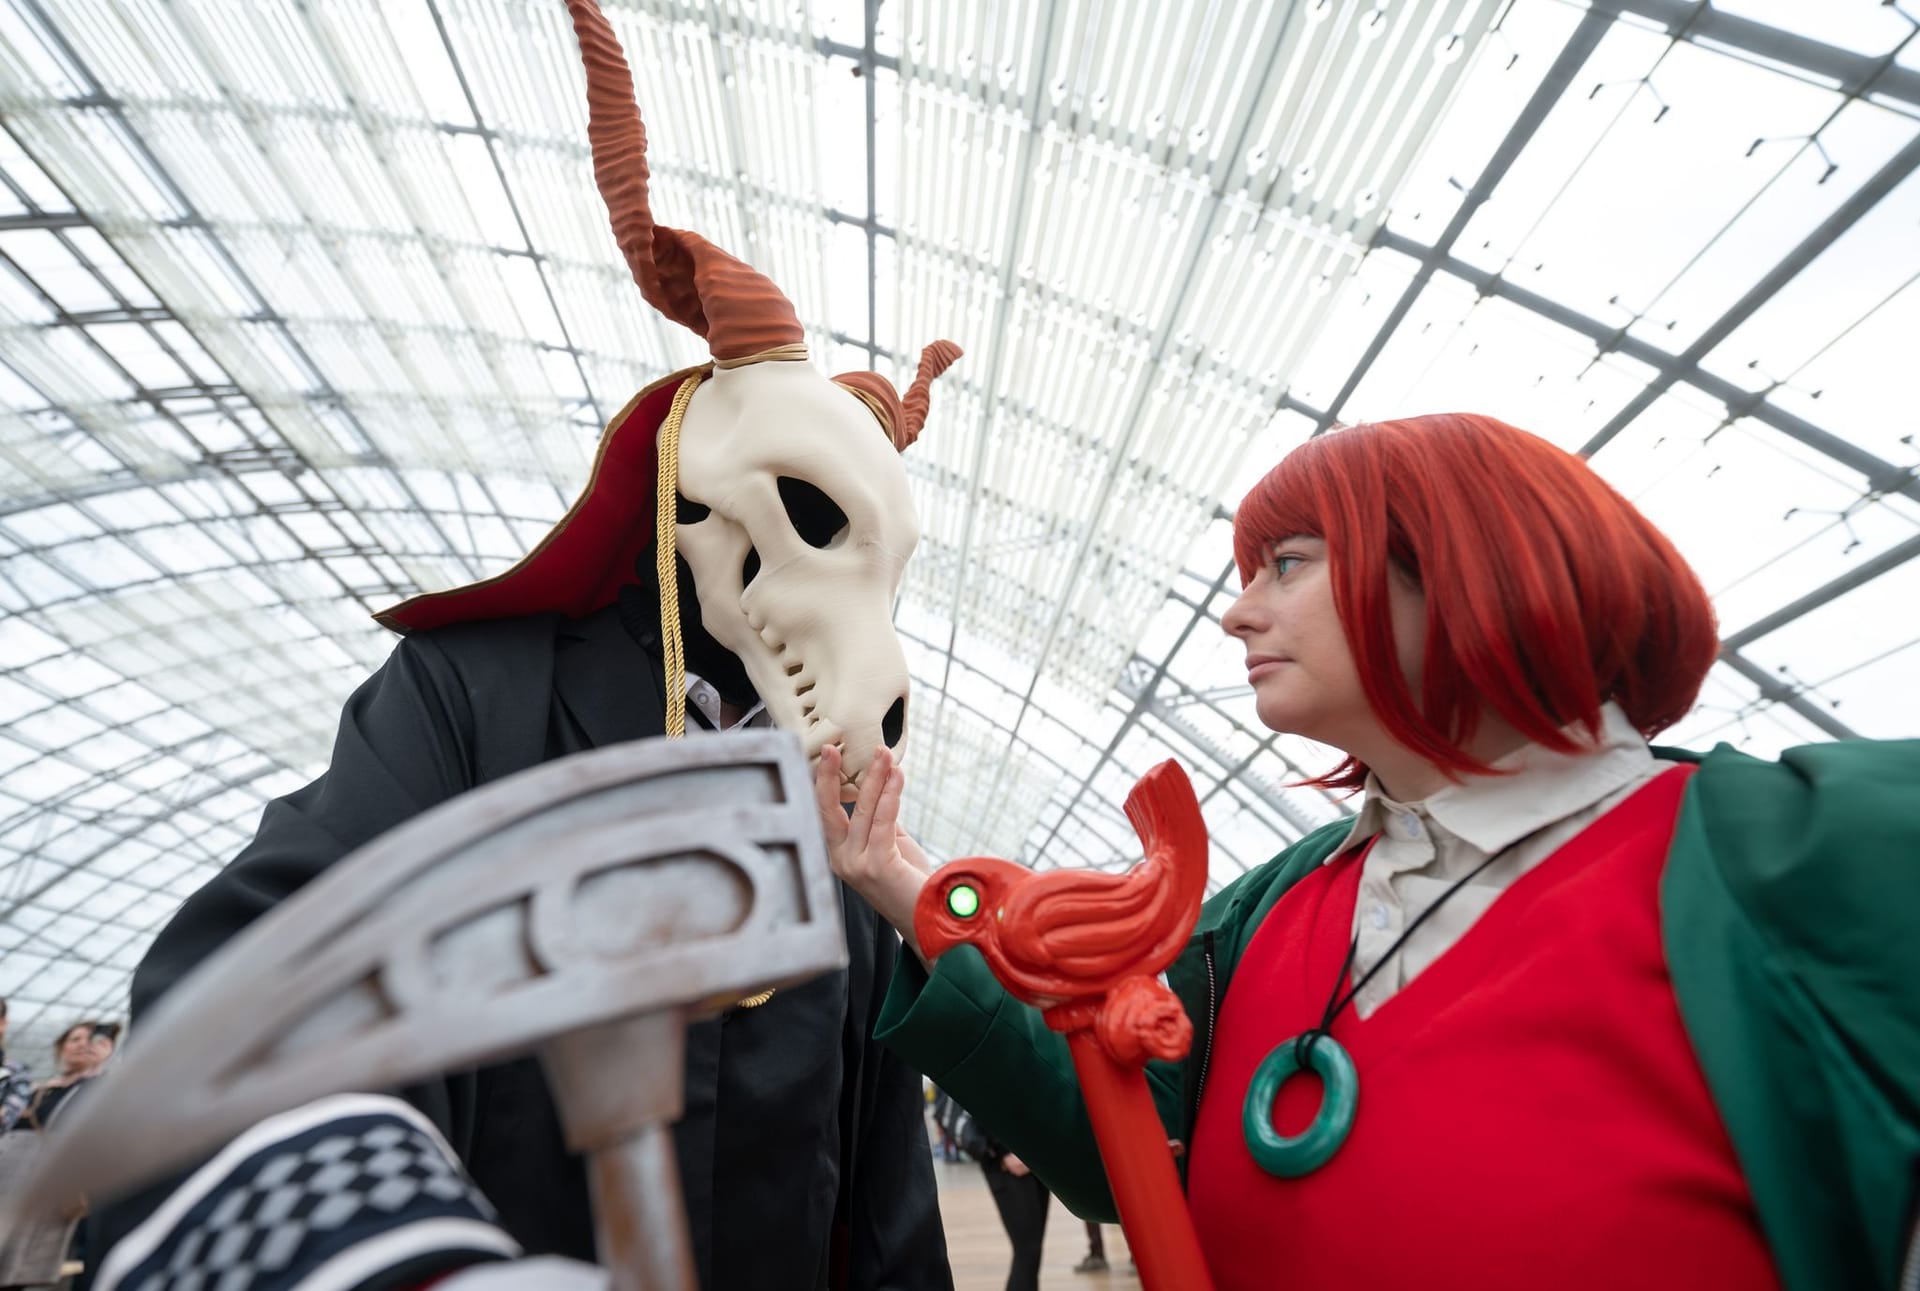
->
[0, 0, 1915, 1063]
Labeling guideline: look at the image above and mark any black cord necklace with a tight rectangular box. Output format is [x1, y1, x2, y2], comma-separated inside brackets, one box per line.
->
[1240, 821, 1544, 1178]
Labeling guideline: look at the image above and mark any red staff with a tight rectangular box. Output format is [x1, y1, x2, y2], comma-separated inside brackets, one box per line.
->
[913, 760, 1215, 1291]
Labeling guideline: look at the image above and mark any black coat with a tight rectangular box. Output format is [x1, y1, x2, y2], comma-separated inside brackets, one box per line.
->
[97, 606, 950, 1291]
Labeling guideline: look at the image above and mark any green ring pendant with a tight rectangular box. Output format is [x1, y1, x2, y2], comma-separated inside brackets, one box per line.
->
[1241, 1032, 1358, 1178]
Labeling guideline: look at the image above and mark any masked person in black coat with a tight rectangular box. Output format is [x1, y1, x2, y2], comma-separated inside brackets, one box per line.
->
[89, 4, 963, 1287]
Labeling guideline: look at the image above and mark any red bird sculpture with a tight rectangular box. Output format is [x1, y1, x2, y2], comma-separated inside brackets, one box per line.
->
[915, 758, 1210, 1065]
[912, 759, 1217, 1290]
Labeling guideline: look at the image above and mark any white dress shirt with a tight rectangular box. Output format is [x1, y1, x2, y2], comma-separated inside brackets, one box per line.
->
[684, 671, 769, 732]
[1332, 702, 1671, 1018]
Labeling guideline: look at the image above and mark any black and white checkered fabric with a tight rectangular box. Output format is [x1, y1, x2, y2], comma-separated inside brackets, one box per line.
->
[96, 1094, 520, 1291]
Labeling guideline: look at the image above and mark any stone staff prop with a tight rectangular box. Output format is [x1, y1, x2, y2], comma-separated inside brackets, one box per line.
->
[912, 760, 1215, 1291]
[4, 731, 842, 1291]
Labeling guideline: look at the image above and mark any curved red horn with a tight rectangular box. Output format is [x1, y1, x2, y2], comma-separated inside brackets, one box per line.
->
[565, 0, 802, 359]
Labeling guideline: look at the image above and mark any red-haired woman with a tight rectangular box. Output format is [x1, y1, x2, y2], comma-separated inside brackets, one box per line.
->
[817, 413, 1920, 1291]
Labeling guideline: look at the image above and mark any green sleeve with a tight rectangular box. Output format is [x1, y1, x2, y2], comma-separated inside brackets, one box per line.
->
[1668, 739, 1920, 1291]
[875, 944, 1187, 1221]
[873, 823, 1349, 1222]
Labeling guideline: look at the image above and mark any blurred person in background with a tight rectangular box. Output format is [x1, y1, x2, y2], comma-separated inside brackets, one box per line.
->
[949, 1099, 1049, 1291]
[0, 997, 32, 1131]
[930, 1084, 964, 1162]
[8, 1022, 135, 1289]
[1075, 1223, 1108, 1274]
[12, 1021, 104, 1132]
[87, 1021, 120, 1072]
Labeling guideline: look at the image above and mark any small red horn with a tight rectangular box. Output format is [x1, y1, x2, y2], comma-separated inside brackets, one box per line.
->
[899, 340, 963, 449]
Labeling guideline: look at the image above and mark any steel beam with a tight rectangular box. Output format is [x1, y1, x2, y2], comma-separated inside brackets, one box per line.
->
[1720, 530, 1920, 650]
[16, 0, 488, 585]
[918, 1, 1070, 824]
[1369, 227, 1920, 506]
[1607, 0, 1920, 110]
[1580, 131, 1920, 456]
[1117, 659, 1329, 839]
[1315, 6, 1617, 431]
[966, 1, 1317, 844]
[1717, 646, 1862, 740]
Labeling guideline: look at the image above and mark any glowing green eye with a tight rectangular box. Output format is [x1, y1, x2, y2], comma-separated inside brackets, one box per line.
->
[946, 884, 981, 919]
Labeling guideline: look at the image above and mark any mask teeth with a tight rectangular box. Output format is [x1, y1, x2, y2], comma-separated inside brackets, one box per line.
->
[783, 657, 812, 726]
[787, 642, 814, 709]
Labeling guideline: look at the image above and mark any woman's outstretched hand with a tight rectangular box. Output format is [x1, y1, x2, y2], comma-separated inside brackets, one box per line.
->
[814, 745, 937, 966]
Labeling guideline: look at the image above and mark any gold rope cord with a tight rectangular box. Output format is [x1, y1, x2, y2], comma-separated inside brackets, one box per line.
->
[655, 371, 775, 1011]
[655, 373, 703, 740]
[712, 342, 809, 368]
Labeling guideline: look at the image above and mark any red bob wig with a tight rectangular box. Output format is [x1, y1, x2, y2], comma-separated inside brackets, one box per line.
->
[1232, 413, 1718, 789]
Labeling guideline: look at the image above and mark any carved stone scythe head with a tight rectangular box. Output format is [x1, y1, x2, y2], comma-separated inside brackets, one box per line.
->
[4, 730, 843, 1283]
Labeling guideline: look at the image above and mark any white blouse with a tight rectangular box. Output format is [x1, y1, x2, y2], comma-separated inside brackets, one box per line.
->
[1332, 702, 1672, 1019]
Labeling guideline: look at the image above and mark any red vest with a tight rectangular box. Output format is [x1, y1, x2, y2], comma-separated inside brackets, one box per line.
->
[1186, 767, 1779, 1290]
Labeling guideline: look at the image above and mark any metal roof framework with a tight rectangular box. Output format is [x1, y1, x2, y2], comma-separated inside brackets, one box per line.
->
[0, 0, 1914, 1060]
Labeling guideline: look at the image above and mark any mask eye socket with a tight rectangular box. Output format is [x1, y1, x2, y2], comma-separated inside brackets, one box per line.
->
[676, 492, 711, 524]
[742, 545, 761, 588]
[778, 477, 848, 549]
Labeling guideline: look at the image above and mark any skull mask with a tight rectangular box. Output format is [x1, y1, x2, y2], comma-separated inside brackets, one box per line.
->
[377, 2, 958, 795]
[556, 0, 957, 787]
[383, 2, 960, 789]
[676, 362, 918, 780]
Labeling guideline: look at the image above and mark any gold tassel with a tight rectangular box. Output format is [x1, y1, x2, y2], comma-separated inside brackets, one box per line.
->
[655, 373, 703, 739]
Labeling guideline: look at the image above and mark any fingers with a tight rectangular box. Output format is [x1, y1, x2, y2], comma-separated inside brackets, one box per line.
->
[896, 828, 935, 877]
[820, 747, 918, 895]
[813, 745, 849, 845]
[845, 746, 894, 851]
[871, 767, 905, 833]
